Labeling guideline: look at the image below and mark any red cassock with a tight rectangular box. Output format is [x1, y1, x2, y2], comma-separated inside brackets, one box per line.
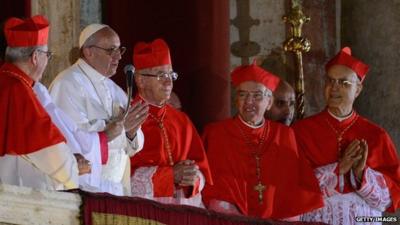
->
[130, 96, 213, 197]
[292, 110, 400, 212]
[202, 117, 323, 219]
[0, 63, 65, 156]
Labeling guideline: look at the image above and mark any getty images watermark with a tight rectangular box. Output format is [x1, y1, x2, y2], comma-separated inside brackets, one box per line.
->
[355, 216, 398, 223]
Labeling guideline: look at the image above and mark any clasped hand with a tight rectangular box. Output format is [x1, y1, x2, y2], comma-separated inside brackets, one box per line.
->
[74, 153, 91, 175]
[104, 102, 149, 141]
[173, 160, 200, 186]
[339, 139, 368, 180]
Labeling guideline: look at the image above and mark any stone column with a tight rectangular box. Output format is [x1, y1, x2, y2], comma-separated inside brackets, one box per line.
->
[230, 0, 286, 69]
[300, 0, 340, 115]
[31, 0, 80, 87]
[80, 0, 102, 29]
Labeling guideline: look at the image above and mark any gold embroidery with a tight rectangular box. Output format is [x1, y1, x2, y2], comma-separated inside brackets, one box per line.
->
[92, 212, 166, 225]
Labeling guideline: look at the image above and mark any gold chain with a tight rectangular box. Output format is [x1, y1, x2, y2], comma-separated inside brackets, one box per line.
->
[149, 108, 174, 166]
[325, 114, 359, 152]
[235, 118, 269, 204]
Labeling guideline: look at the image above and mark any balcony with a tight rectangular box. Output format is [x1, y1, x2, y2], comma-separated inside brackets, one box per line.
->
[0, 184, 330, 225]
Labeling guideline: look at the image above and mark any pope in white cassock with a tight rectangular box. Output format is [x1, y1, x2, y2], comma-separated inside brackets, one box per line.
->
[49, 24, 148, 196]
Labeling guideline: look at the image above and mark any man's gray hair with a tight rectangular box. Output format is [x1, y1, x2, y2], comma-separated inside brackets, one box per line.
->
[4, 46, 45, 63]
[265, 88, 273, 97]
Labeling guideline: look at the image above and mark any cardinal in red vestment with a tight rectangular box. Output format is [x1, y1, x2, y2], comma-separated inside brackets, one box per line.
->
[292, 47, 400, 225]
[129, 38, 212, 207]
[0, 15, 78, 190]
[202, 61, 324, 220]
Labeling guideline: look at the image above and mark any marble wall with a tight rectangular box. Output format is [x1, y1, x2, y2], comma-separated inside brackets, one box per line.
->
[229, 0, 286, 68]
[342, 1, 400, 216]
[342, 0, 400, 151]
[229, 0, 339, 116]
[31, 0, 80, 86]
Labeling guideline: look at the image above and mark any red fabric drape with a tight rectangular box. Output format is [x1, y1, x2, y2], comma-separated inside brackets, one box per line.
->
[103, 0, 231, 131]
[80, 191, 327, 225]
[0, 0, 29, 22]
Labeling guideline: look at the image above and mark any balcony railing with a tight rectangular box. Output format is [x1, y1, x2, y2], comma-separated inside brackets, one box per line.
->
[0, 184, 329, 225]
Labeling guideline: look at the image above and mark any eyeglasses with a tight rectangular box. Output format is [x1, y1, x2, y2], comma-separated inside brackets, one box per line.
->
[139, 71, 179, 81]
[89, 45, 126, 56]
[325, 77, 356, 88]
[36, 49, 53, 60]
[237, 90, 269, 101]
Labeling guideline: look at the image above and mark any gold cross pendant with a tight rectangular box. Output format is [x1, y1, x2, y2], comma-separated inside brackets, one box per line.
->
[254, 182, 266, 204]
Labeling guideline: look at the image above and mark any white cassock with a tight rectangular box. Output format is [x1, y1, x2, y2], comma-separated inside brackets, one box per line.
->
[33, 82, 106, 192]
[49, 59, 144, 196]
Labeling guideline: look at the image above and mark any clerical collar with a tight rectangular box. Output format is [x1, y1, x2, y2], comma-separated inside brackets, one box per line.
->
[77, 58, 107, 82]
[327, 109, 354, 122]
[238, 115, 265, 128]
[138, 94, 166, 108]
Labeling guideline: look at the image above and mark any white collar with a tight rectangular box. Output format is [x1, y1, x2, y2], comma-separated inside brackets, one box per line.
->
[139, 94, 166, 108]
[77, 58, 107, 82]
[238, 115, 265, 129]
[327, 109, 354, 122]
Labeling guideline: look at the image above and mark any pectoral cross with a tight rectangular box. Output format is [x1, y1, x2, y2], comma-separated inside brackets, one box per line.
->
[253, 155, 265, 203]
[254, 182, 266, 204]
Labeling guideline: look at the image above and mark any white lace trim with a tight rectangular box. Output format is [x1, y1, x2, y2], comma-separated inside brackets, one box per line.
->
[131, 166, 157, 198]
[314, 163, 339, 197]
[339, 174, 345, 193]
[355, 167, 391, 211]
[130, 166, 204, 208]
[301, 192, 384, 225]
[302, 166, 391, 225]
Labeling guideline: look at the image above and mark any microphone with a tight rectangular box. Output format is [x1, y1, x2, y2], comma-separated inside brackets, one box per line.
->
[124, 64, 135, 88]
[123, 64, 135, 118]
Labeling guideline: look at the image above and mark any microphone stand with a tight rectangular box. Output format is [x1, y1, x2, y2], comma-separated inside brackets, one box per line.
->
[124, 72, 133, 119]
